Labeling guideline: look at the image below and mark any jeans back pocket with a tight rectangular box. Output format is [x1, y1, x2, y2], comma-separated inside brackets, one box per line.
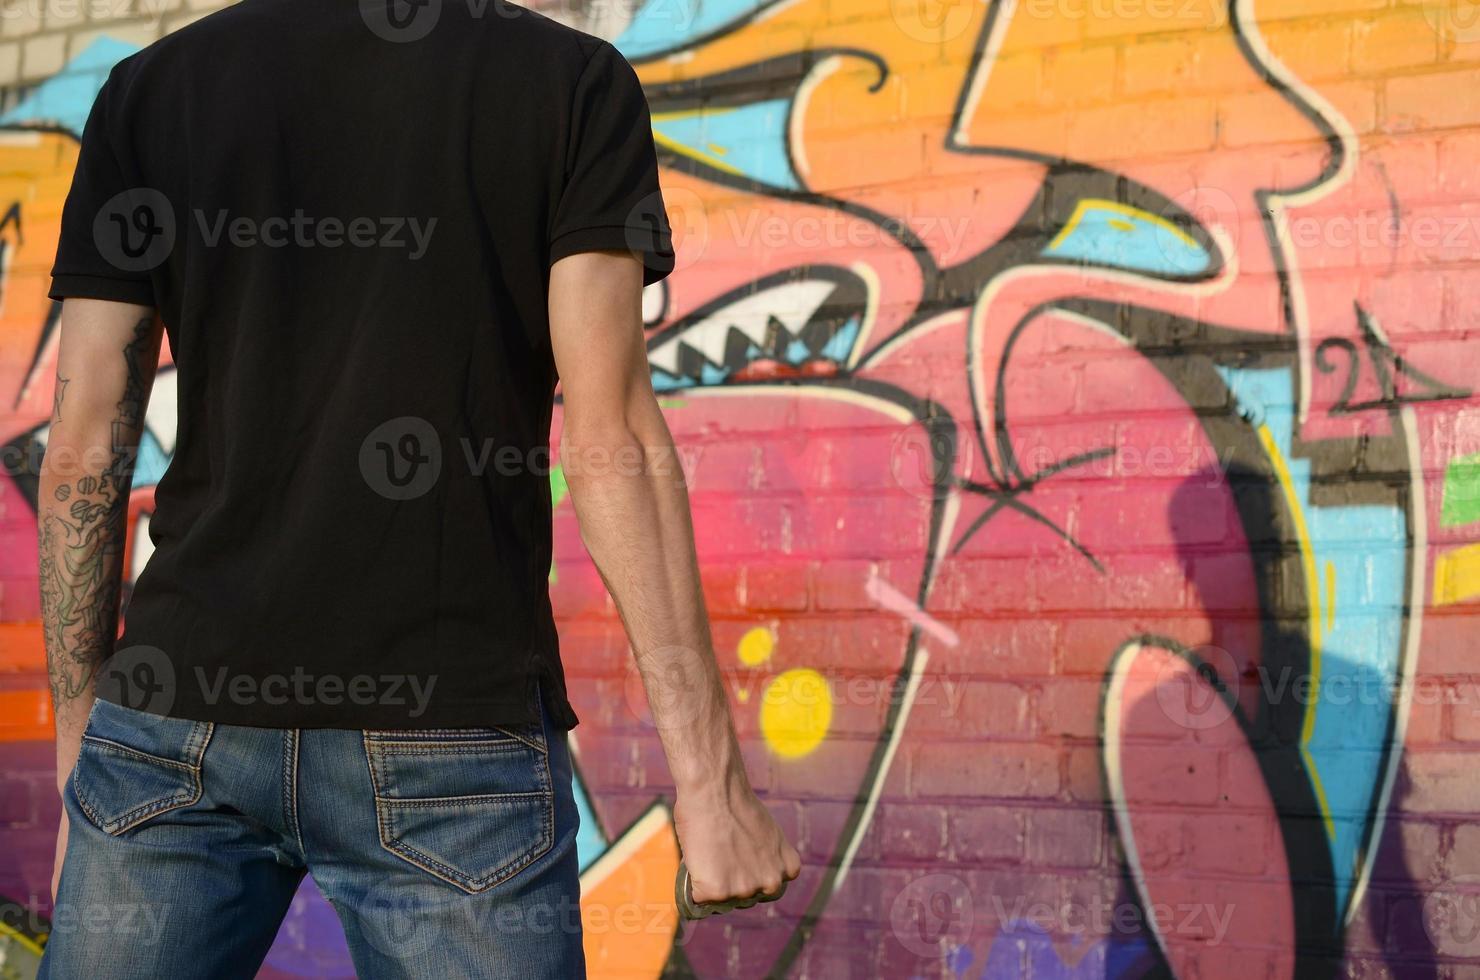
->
[363, 724, 554, 894]
[70, 698, 213, 836]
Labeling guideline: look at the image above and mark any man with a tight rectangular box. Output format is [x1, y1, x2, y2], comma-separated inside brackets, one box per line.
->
[37, 0, 799, 975]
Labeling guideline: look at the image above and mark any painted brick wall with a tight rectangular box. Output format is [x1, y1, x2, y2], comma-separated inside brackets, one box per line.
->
[2, 0, 1480, 977]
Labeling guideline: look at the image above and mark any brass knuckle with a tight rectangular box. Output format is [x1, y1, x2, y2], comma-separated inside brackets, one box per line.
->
[675, 862, 789, 921]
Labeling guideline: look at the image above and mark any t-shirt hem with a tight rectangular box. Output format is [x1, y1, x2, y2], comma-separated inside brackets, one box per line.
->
[548, 224, 675, 286]
[49, 272, 155, 306]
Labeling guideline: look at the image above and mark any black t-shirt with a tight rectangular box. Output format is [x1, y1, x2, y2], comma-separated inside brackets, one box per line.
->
[50, 0, 672, 728]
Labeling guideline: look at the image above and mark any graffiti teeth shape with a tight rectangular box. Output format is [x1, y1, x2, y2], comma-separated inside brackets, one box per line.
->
[647, 272, 868, 390]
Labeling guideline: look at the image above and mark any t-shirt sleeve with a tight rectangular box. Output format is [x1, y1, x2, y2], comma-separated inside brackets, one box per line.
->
[49, 72, 158, 306]
[548, 42, 675, 287]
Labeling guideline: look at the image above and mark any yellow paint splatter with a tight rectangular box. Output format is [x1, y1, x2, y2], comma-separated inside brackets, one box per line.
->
[737, 627, 775, 667]
[760, 668, 832, 759]
[1434, 542, 1480, 605]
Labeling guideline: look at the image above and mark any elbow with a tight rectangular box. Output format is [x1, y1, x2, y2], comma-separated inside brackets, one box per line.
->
[559, 419, 651, 493]
[559, 387, 682, 498]
[39, 424, 119, 487]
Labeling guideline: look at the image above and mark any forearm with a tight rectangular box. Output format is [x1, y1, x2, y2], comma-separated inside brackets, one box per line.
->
[39, 434, 133, 786]
[38, 310, 155, 791]
[563, 413, 747, 797]
[547, 252, 799, 901]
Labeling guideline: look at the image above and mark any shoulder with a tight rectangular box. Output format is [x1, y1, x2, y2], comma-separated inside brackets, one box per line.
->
[99, 2, 267, 98]
[461, 2, 616, 75]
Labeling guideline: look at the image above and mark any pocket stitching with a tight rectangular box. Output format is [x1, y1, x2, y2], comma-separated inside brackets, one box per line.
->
[363, 733, 555, 895]
[364, 727, 547, 755]
[72, 720, 214, 836]
[375, 792, 547, 806]
[78, 735, 198, 773]
[370, 743, 534, 758]
[381, 815, 549, 893]
[492, 725, 547, 755]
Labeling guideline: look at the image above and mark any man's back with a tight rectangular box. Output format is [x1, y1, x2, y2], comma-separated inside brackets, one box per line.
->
[39, 7, 797, 970]
[51, 0, 673, 728]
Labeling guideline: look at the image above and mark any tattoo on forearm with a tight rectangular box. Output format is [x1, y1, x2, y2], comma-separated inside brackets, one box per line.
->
[51, 376, 68, 425]
[38, 316, 153, 715]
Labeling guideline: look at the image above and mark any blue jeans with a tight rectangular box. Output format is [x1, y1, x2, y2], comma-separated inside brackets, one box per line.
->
[40, 695, 585, 979]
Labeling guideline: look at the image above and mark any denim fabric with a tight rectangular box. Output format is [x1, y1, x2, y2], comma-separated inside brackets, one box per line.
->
[39, 696, 584, 979]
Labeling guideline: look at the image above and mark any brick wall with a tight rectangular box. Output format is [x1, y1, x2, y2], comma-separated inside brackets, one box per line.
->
[0, 0, 222, 95]
[3, 0, 1480, 977]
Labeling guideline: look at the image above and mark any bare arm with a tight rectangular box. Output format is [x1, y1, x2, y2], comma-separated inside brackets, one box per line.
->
[549, 251, 800, 905]
[38, 298, 161, 789]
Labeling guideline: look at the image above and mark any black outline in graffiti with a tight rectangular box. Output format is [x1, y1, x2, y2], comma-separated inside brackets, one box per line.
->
[1315, 307, 1471, 416]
